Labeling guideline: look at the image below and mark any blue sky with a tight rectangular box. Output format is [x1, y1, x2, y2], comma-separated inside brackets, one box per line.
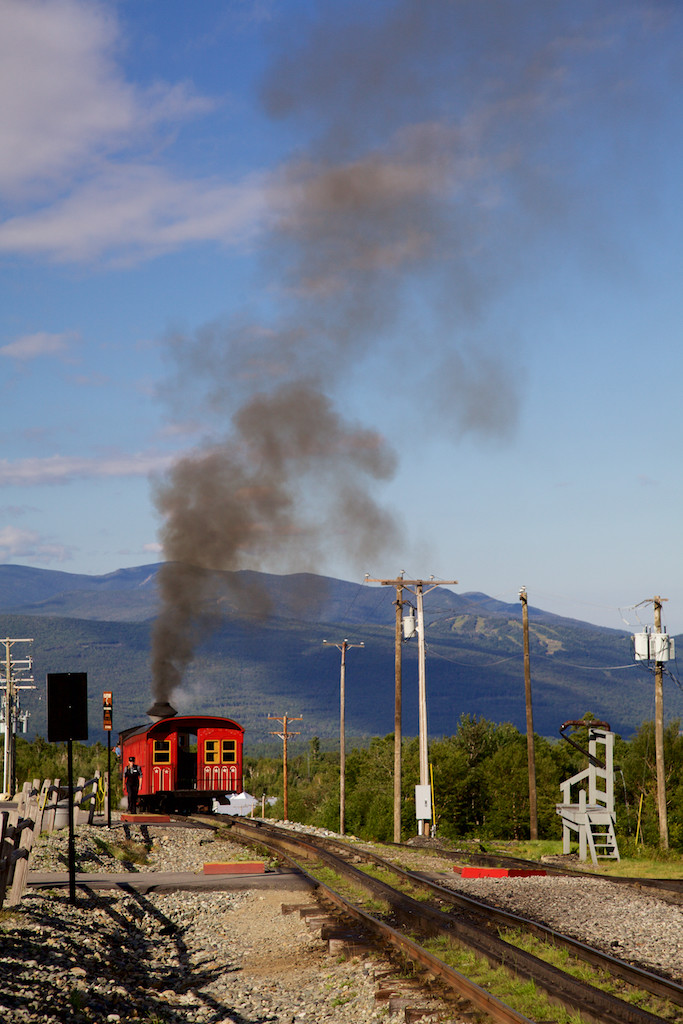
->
[1, 0, 683, 635]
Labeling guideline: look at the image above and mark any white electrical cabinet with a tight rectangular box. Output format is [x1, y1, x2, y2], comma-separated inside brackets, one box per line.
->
[415, 784, 432, 820]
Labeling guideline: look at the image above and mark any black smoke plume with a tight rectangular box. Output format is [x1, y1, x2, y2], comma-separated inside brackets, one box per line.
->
[151, 383, 397, 703]
[151, 2, 669, 703]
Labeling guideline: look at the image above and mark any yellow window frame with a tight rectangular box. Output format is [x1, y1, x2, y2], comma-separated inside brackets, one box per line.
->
[221, 739, 237, 764]
[153, 740, 171, 765]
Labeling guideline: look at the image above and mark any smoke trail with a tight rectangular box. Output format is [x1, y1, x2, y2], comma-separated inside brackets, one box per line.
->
[151, 382, 397, 703]
[152, 1, 672, 700]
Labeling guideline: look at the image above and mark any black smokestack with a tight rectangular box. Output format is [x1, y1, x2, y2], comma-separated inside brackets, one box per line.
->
[147, 701, 178, 721]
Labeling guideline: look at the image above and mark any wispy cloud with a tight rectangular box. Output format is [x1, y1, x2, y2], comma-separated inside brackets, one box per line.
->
[0, 330, 77, 360]
[68, 372, 110, 388]
[0, 165, 271, 264]
[0, 0, 256, 264]
[0, 524, 73, 562]
[0, 503, 38, 517]
[0, 451, 175, 486]
[0, 0, 212, 196]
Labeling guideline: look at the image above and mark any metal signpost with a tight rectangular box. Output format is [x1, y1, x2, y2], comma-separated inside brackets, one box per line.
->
[47, 672, 89, 903]
[103, 691, 113, 827]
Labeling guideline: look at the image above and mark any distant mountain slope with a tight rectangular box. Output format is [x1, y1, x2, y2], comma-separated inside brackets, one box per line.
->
[1, 563, 678, 746]
[0, 564, 159, 619]
[0, 563, 614, 629]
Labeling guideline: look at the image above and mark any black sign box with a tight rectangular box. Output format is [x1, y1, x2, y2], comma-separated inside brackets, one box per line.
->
[47, 672, 89, 742]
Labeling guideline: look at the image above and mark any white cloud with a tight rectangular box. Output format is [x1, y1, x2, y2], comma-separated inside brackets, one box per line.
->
[0, 524, 72, 562]
[0, 0, 211, 196]
[0, 0, 254, 263]
[0, 451, 175, 486]
[0, 330, 76, 359]
[0, 164, 271, 263]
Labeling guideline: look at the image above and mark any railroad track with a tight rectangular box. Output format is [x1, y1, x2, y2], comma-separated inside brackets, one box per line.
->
[209, 817, 681, 1024]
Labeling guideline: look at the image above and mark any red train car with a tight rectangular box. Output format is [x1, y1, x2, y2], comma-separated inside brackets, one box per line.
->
[119, 712, 244, 814]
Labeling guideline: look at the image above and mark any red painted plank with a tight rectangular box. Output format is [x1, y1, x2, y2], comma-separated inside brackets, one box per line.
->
[120, 813, 171, 823]
[454, 865, 546, 878]
[203, 861, 266, 875]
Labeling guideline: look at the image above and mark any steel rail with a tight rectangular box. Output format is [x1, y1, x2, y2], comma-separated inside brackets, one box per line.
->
[316, 875, 537, 1024]
[222, 819, 672, 1024]
[308, 833, 683, 1008]
[214, 819, 535, 1024]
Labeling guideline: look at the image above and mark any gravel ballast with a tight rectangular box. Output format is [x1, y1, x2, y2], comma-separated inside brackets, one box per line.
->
[3, 819, 682, 1021]
[1, 821, 452, 1023]
[377, 841, 683, 983]
[441, 871, 683, 981]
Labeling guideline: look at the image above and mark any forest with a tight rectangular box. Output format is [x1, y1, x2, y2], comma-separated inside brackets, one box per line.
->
[8, 713, 683, 853]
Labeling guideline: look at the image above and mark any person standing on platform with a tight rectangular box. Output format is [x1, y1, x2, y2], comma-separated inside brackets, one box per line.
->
[124, 756, 142, 814]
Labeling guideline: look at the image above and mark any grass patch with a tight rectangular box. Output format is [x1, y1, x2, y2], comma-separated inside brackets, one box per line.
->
[331, 992, 356, 1006]
[422, 935, 587, 1024]
[485, 839, 566, 860]
[357, 863, 430, 901]
[310, 863, 390, 916]
[483, 839, 683, 878]
[92, 835, 150, 867]
[595, 858, 683, 879]
[499, 927, 681, 1021]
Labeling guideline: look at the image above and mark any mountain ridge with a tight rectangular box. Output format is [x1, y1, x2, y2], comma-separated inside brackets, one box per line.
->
[0, 563, 626, 631]
[0, 563, 677, 746]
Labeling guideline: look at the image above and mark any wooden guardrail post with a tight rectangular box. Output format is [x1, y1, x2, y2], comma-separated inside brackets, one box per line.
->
[43, 779, 61, 834]
[15, 782, 30, 818]
[74, 776, 85, 824]
[73, 774, 100, 824]
[0, 806, 35, 908]
[0, 810, 12, 906]
[87, 771, 101, 824]
[7, 810, 37, 907]
[34, 779, 51, 836]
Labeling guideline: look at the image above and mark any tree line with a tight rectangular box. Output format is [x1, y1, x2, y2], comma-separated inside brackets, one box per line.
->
[245, 713, 683, 851]
[7, 713, 683, 851]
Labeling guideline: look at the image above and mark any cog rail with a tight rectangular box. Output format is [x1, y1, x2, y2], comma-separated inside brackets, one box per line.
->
[211, 817, 676, 1024]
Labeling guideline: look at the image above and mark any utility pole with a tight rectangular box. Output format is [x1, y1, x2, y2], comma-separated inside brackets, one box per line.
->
[393, 583, 403, 843]
[1, 638, 34, 798]
[365, 575, 457, 837]
[653, 596, 669, 849]
[323, 639, 364, 835]
[269, 714, 302, 821]
[519, 589, 538, 841]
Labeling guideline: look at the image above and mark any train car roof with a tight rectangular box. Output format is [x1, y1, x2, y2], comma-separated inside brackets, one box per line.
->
[119, 714, 244, 743]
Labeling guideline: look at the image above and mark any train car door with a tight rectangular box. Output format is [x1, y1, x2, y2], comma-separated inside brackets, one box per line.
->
[177, 730, 197, 790]
[151, 736, 173, 792]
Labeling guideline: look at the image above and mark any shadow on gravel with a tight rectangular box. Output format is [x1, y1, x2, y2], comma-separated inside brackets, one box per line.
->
[0, 886, 272, 1023]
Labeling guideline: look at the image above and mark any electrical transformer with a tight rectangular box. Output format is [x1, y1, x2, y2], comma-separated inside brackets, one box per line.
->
[633, 631, 675, 661]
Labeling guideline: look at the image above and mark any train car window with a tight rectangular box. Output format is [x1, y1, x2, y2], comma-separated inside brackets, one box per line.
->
[153, 740, 171, 764]
[205, 740, 218, 763]
[221, 739, 237, 764]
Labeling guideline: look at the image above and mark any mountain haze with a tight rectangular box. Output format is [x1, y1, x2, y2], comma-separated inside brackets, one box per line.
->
[0, 563, 679, 746]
